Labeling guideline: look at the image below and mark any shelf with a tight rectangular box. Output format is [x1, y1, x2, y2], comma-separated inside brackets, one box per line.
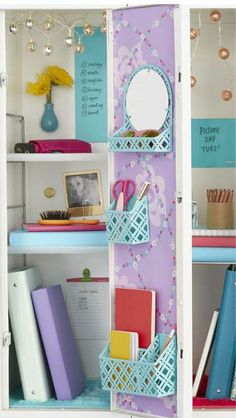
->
[8, 246, 108, 254]
[10, 379, 110, 410]
[192, 247, 236, 264]
[7, 153, 107, 162]
[193, 411, 236, 418]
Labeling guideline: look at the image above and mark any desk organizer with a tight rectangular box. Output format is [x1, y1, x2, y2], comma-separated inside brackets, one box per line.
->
[99, 333, 176, 398]
[108, 64, 173, 153]
[106, 196, 149, 245]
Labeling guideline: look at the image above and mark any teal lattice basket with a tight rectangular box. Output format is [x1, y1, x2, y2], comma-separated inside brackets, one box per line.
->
[108, 64, 173, 153]
[106, 196, 149, 245]
[99, 334, 176, 398]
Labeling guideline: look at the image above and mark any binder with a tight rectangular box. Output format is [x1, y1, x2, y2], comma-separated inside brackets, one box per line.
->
[8, 266, 51, 401]
[206, 265, 236, 399]
[31, 284, 85, 400]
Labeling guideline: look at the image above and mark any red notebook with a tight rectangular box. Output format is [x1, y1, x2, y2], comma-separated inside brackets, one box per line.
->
[192, 236, 236, 247]
[115, 288, 156, 349]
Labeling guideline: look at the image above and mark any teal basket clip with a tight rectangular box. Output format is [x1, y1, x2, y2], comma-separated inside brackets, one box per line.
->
[99, 333, 176, 398]
[106, 196, 149, 245]
[108, 64, 173, 153]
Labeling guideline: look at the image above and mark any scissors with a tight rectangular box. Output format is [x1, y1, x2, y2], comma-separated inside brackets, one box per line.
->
[112, 179, 136, 211]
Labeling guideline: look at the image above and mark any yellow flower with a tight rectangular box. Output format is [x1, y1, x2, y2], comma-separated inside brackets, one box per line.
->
[46, 66, 73, 87]
[26, 73, 51, 96]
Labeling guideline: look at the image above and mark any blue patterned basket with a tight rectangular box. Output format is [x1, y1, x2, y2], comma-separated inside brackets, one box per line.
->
[99, 334, 176, 398]
[108, 64, 173, 153]
[106, 196, 149, 245]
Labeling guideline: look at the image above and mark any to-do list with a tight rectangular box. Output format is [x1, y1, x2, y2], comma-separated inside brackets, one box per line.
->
[75, 27, 107, 142]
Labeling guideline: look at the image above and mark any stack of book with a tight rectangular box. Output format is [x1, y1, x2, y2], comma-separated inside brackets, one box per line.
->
[8, 266, 85, 402]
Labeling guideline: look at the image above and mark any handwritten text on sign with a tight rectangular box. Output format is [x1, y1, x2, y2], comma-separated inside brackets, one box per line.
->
[192, 119, 235, 168]
[75, 28, 107, 142]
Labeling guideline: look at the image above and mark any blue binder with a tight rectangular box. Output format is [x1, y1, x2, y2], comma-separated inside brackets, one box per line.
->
[206, 265, 236, 399]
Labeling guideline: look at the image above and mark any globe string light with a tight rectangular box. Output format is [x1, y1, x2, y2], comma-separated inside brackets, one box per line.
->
[190, 9, 235, 100]
[190, 10, 202, 88]
[9, 11, 107, 55]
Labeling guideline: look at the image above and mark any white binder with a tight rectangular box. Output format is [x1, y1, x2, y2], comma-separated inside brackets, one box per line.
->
[8, 266, 51, 401]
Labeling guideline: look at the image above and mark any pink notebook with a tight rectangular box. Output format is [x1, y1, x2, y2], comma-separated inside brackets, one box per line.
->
[23, 223, 106, 232]
[192, 236, 235, 247]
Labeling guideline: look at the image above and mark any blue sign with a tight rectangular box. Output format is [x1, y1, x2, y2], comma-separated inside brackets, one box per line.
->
[75, 27, 107, 142]
[192, 118, 235, 168]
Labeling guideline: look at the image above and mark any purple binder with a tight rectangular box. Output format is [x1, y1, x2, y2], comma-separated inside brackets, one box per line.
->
[31, 285, 85, 400]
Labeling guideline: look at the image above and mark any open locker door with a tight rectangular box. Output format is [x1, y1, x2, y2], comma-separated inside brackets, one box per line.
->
[0, 10, 9, 411]
[107, 4, 192, 418]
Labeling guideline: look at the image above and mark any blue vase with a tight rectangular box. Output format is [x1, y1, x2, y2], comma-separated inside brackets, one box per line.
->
[40, 103, 59, 132]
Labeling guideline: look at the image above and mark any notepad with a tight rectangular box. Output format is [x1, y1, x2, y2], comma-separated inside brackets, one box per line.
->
[115, 288, 156, 349]
[110, 330, 139, 361]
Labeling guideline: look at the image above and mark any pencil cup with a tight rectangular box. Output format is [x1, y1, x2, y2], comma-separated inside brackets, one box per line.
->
[207, 202, 234, 229]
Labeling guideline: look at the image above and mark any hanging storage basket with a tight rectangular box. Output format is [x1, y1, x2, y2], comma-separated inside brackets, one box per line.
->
[108, 64, 173, 153]
[106, 196, 149, 245]
[99, 333, 176, 398]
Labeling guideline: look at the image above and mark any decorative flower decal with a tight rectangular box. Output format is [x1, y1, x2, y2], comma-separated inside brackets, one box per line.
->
[114, 45, 146, 90]
[136, 164, 167, 227]
[115, 274, 137, 288]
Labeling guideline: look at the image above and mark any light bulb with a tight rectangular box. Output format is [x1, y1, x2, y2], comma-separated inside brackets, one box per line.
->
[27, 39, 37, 52]
[100, 21, 107, 33]
[218, 47, 230, 60]
[190, 28, 198, 40]
[9, 23, 18, 34]
[221, 89, 232, 101]
[83, 23, 94, 36]
[25, 17, 33, 30]
[43, 43, 53, 56]
[191, 75, 197, 87]
[75, 40, 85, 54]
[210, 9, 221, 22]
[44, 19, 54, 31]
[64, 35, 74, 47]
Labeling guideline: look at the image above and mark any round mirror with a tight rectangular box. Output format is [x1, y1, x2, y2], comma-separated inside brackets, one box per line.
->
[126, 67, 169, 131]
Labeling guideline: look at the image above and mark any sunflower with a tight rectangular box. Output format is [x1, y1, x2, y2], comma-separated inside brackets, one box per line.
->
[26, 73, 51, 96]
[26, 66, 73, 103]
[46, 66, 73, 87]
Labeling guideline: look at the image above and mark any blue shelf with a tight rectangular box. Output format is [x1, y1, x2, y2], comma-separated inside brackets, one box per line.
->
[10, 379, 110, 410]
[192, 247, 236, 263]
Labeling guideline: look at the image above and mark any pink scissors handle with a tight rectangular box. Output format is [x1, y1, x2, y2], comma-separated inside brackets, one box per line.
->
[112, 179, 135, 209]
[122, 180, 136, 208]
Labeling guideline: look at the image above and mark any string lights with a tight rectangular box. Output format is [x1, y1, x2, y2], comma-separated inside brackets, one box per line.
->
[190, 9, 235, 101]
[9, 11, 107, 56]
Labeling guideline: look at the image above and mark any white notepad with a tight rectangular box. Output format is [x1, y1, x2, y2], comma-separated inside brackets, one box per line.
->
[66, 278, 109, 340]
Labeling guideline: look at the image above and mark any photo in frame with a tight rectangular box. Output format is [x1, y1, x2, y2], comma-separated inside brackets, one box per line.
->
[64, 169, 104, 216]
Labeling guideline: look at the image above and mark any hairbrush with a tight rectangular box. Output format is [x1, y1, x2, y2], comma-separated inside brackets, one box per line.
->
[38, 210, 99, 225]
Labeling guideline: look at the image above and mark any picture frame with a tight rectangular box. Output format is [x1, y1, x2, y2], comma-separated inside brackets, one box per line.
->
[64, 169, 104, 216]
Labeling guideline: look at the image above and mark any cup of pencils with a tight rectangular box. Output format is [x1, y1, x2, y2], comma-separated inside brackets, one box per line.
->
[207, 189, 234, 229]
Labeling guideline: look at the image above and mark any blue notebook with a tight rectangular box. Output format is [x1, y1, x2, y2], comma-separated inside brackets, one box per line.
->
[206, 265, 236, 399]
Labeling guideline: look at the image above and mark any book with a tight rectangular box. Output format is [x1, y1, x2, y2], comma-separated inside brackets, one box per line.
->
[115, 288, 156, 349]
[8, 266, 51, 401]
[110, 330, 139, 360]
[31, 284, 85, 400]
[192, 236, 236, 247]
[23, 223, 106, 232]
[193, 310, 219, 397]
[206, 265, 236, 399]
[192, 229, 236, 237]
[230, 364, 236, 400]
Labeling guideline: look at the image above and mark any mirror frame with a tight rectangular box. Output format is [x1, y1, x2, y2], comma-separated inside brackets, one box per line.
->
[122, 64, 173, 133]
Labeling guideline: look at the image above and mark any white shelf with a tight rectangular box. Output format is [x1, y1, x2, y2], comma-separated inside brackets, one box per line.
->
[7, 153, 107, 162]
[8, 246, 108, 254]
[193, 410, 236, 418]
